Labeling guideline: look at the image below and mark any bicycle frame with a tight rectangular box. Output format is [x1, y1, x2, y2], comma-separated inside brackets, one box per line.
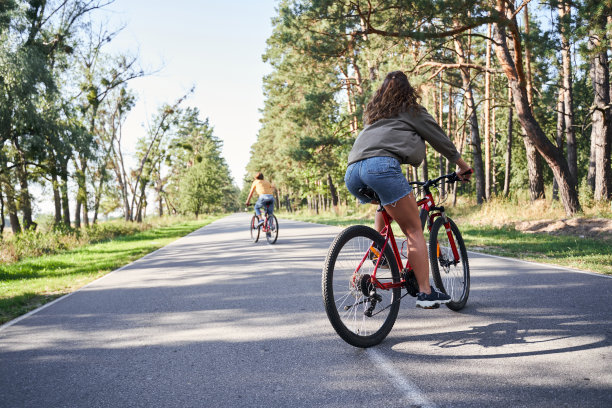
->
[261, 212, 272, 232]
[358, 175, 462, 292]
[261, 203, 274, 233]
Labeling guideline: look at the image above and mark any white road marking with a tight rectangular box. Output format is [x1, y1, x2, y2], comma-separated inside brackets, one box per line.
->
[468, 250, 612, 278]
[367, 348, 437, 408]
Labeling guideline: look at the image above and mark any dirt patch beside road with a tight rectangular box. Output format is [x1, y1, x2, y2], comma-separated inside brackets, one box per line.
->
[514, 217, 612, 240]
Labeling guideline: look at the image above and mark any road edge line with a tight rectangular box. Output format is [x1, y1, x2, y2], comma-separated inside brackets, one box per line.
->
[467, 250, 612, 279]
[0, 221, 219, 334]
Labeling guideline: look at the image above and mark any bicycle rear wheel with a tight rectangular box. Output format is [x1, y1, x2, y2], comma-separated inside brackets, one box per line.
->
[250, 215, 260, 243]
[429, 217, 470, 310]
[322, 225, 401, 348]
[265, 215, 278, 244]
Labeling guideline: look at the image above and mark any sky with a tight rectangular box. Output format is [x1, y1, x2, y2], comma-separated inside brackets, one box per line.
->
[93, 0, 278, 185]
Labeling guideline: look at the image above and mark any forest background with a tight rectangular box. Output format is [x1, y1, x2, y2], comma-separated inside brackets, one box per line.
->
[0, 0, 611, 253]
[244, 0, 612, 226]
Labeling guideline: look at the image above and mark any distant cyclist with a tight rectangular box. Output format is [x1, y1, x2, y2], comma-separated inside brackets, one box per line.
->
[245, 172, 275, 226]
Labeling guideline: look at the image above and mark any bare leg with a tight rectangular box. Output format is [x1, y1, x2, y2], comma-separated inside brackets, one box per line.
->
[374, 210, 385, 233]
[383, 192, 431, 294]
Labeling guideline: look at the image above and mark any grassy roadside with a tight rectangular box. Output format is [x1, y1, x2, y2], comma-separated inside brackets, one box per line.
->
[0, 216, 222, 325]
[279, 209, 612, 276]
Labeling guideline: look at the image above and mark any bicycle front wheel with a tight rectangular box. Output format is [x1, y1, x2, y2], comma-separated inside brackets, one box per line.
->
[429, 217, 470, 310]
[250, 215, 260, 243]
[322, 225, 401, 348]
[265, 215, 278, 244]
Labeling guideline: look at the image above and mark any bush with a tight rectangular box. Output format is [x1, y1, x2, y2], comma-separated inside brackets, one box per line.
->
[578, 177, 595, 208]
[0, 216, 192, 264]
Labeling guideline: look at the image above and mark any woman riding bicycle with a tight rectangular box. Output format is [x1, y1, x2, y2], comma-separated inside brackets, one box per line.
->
[344, 70, 473, 309]
[245, 172, 275, 226]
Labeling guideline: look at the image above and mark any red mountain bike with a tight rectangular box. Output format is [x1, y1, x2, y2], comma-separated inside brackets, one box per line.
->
[249, 204, 279, 244]
[322, 171, 470, 348]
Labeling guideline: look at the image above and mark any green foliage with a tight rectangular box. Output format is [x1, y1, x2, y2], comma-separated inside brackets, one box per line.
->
[178, 161, 223, 216]
[162, 107, 240, 216]
[579, 176, 595, 208]
[247, 0, 611, 214]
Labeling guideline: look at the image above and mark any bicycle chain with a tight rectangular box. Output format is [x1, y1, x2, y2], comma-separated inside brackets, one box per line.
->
[369, 290, 412, 317]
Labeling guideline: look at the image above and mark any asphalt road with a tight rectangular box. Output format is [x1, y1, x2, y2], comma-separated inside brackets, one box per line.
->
[1, 213, 611, 408]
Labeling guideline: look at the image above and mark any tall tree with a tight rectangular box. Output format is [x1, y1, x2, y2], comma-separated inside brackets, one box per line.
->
[583, 0, 612, 200]
[522, 4, 545, 200]
[558, 1, 578, 188]
[493, 0, 580, 215]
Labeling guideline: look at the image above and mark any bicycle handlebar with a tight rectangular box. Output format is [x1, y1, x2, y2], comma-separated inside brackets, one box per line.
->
[409, 169, 472, 189]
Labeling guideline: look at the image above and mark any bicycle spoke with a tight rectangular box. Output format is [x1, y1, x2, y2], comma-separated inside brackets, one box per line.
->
[429, 217, 470, 310]
[322, 225, 401, 347]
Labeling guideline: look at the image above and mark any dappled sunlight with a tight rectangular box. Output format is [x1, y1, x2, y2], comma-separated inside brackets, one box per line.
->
[1, 310, 332, 353]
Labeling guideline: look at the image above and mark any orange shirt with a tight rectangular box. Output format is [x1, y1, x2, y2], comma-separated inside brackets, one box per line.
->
[249, 179, 274, 196]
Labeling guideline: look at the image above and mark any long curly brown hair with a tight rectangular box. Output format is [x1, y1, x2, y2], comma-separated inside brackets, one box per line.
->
[363, 71, 420, 125]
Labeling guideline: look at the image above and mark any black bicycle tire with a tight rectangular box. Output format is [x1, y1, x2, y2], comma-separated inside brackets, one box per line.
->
[266, 215, 279, 244]
[322, 225, 401, 348]
[428, 217, 470, 310]
[250, 215, 260, 243]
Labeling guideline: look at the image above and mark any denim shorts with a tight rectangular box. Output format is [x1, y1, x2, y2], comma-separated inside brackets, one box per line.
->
[344, 156, 412, 206]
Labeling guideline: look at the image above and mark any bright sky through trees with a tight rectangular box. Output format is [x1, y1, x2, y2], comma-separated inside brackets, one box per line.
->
[94, 0, 276, 183]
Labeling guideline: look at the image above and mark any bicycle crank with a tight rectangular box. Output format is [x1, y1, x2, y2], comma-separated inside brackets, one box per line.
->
[401, 268, 419, 297]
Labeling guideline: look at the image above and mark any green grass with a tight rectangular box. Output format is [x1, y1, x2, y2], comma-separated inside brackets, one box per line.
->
[279, 211, 612, 276]
[458, 224, 612, 274]
[0, 216, 222, 325]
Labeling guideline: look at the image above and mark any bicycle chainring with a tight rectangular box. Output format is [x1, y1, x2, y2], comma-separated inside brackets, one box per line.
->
[402, 269, 419, 297]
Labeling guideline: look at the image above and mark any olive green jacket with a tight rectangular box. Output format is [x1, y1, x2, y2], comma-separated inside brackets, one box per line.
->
[347, 106, 461, 166]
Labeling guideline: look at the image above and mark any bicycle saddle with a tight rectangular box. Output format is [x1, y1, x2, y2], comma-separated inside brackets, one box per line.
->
[358, 187, 380, 203]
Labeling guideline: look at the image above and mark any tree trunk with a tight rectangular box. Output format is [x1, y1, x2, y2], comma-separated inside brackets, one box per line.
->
[159, 193, 164, 217]
[12, 138, 36, 230]
[437, 78, 448, 196]
[553, 91, 565, 200]
[48, 149, 62, 226]
[327, 173, 338, 207]
[589, 28, 612, 200]
[16, 163, 35, 230]
[52, 172, 62, 225]
[74, 200, 81, 229]
[523, 132, 546, 200]
[60, 162, 71, 227]
[493, 12, 580, 216]
[446, 85, 454, 197]
[521, 5, 545, 200]
[81, 168, 90, 227]
[484, 23, 492, 200]
[0, 185, 4, 236]
[92, 172, 106, 224]
[503, 87, 513, 197]
[1, 176, 21, 234]
[454, 37, 485, 204]
[558, 1, 578, 187]
[491, 95, 498, 195]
